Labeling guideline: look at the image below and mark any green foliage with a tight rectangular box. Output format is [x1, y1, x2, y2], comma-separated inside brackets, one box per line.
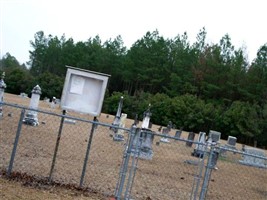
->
[33, 72, 64, 99]
[5, 68, 33, 95]
[0, 53, 32, 94]
[217, 102, 261, 143]
[1, 30, 266, 147]
[166, 94, 217, 133]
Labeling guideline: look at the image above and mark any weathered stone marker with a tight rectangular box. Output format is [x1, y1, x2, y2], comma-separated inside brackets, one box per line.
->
[0, 72, 7, 118]
[111, 96, 125, 141]
[175, 130, 182, 139]
[132, 104, 154, 160]
[192, 132, 206, 158]
[186, 132, 195, 147]
[23, 85, 42, 126]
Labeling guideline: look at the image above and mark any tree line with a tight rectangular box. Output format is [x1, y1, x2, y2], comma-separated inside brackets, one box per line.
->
[0, 28, 266, 147]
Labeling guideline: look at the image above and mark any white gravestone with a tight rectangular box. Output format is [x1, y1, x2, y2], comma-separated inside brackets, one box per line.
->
[208, 130, 221, 144]
[227, 136, 237, 146]
[221, 136, 238, 157]
[23, 85, 41, 126]
[192, 132, 206, 158]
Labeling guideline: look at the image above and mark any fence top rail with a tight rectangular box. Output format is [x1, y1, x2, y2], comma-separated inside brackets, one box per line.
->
[3, 101, 266, 159]
[140, 129, 267, 158]
[140, 128, 209, 146]
[1, 101, 131, 132]
[219, 146, 267, 160]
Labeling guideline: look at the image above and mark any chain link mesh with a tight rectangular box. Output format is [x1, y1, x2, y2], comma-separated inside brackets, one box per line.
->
[1, 101, 266, 200]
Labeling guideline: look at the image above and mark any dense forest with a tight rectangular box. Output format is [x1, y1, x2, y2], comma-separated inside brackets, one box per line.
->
[0, 29, 266, 147]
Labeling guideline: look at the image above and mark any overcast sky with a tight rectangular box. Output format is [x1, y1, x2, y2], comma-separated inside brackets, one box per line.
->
[1, 0, 266, 65]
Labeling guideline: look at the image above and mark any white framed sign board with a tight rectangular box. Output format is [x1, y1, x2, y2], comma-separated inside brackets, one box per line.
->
[60, 66, 110, 116]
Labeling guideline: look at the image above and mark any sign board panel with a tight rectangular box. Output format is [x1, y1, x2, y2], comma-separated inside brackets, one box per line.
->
[61, 66, 110, 116]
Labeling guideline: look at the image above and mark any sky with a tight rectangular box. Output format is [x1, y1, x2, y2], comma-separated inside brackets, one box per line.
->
[0, 0, 266, 65]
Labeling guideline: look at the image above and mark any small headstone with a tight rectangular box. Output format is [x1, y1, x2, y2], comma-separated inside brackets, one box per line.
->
[208, 130, 221, 143]
[186, 132, 195, 147]
[221, 136, 237, 157]
[160, 127, 170, 143]
[19, 92, 28, 98]
[162, 127, 169, 134]
[175, 130, 182, 139]
[227, 136, 237, 146]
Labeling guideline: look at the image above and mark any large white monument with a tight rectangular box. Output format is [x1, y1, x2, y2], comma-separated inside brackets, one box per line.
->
[132, 105, 154, 160]
[192, 132, 206, 158]
[23, 85, 42, 126]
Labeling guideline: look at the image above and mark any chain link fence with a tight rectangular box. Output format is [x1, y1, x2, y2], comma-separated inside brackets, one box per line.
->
[0, 102, 266, 200]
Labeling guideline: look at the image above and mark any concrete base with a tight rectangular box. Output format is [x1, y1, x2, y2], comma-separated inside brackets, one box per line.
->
[113, 133, 124, 141]
[23, 112, 39, 126]
[192, 149, 205, 158]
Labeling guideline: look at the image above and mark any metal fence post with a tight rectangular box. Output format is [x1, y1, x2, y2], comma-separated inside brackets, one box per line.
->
[115, 132, 130, 198]
[199, 144, 215, 200]
[124, 128, 141, 199]
[49, 110, 66, 182]
[115, 126, 136, 200]
[7, 108, 25, 176]
[79, 116, 97, 187]
[190, 144, 208, 200]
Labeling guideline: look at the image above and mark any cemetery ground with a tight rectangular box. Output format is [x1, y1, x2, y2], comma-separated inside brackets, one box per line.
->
[1, 93, 267, 200]
[0, 177, 103, 200]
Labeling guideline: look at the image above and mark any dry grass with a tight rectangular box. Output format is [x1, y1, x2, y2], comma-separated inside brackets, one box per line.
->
[0, 93, 266, 200]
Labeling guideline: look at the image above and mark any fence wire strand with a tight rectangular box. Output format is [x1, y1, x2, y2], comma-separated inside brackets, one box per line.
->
[0, 102, 266, 200]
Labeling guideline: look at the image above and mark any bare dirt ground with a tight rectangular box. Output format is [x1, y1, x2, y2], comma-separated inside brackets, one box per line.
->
[0, 176, 104, 200]
[0, 93, 266, 200]
[0, 93, 112, 200]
